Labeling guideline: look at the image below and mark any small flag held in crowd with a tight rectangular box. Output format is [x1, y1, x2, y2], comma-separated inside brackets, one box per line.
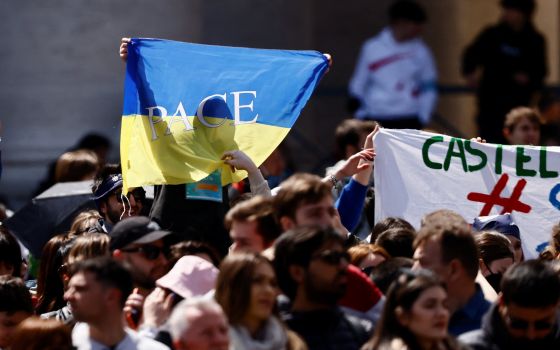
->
[121, 38, 329, 191]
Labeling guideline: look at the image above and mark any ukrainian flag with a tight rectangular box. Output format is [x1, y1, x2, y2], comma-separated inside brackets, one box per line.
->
[121, 38, 329, 190]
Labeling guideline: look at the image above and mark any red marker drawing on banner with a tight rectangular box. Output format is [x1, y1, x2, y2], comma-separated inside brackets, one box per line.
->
[467, 173, 532, 216]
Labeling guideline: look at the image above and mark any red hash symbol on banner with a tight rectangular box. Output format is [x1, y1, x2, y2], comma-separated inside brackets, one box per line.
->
[467, 174, 532, 216]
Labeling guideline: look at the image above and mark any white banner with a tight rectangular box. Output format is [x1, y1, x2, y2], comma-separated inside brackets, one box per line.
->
[373, 128, 560, 258]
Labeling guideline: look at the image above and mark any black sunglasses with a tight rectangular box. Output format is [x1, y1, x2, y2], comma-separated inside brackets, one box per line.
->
[121, 245, 169, 260]
[115, 188, 146, 203]
[507, 315, 554, 331]
[312, 250, 350, 265]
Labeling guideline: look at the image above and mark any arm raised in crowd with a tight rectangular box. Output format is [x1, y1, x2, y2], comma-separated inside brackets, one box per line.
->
[222, 150, 271, 197]
[335, 126, 378, 232]
[120, 37, 131, 62]
[322, 148, 374, 186]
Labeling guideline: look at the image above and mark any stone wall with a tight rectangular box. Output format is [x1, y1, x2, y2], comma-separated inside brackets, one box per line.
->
[1, 0, 557, 209]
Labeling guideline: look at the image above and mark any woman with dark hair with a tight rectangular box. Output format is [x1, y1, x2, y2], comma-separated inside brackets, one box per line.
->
[169, 240, 222, 268]
[362, 269, 462, 350]
[369, 217, 415, 244]
[35, 234, 74, 315]
[474, 231, 514, 293]
[42, 232, 109, 324]
[215, 253, 306, 350]
[0, 226, 22, 277]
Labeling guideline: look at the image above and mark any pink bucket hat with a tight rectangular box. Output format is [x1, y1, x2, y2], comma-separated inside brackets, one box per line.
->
[156, 255, 219, 299]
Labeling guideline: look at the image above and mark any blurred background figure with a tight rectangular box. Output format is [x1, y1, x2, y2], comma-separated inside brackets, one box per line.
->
[502, 107, 541, 145]
[0, 227, 23, 278]
[462, 0, 546, 144]
[370, 257, 413, 295]
[35, 233, 74, 316]
[538, 90, 560, 146]
[538, 223, 560, 261]
[0, 276, 34, 349]
[40, 232, 110, 325]
[225, 195, 281, 254]
[168, 240, 221, 268]
[67, 210, 103, 237]
[10, 317, 74, 350]
[259, 143, 294, 190]
[348, 0, 437, 129]
[348, 243, 389, 274]
[34, 133, 111, 196]
[326, 119, 377, 179]
[53, 149, 99, 183]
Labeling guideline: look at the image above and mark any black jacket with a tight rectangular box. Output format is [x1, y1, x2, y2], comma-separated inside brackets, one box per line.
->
[284, 307, 370, 350]
[149, 184, 230, 256]
[459, 303, 560, 350]
[462, 21, 546, 103]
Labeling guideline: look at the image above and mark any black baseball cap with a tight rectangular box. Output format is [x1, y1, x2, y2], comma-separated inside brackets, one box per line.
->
[109, 216, 171, 251]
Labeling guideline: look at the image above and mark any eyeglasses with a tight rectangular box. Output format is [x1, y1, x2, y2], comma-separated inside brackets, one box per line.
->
[115, 188, 146, 203]
[312, 250, 350, 265]
[121, 245, 169, 260]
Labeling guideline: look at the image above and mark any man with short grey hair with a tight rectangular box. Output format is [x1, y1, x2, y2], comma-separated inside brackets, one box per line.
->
[168, 298, 230, 350]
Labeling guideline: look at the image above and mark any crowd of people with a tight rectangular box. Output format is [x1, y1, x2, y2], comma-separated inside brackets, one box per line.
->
[1, 145, 560, 349]
[1, 0, 560, 350]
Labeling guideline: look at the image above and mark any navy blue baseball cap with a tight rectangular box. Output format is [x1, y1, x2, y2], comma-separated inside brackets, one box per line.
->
[472, 213, 521, 240]
[93, 173, 123, 201]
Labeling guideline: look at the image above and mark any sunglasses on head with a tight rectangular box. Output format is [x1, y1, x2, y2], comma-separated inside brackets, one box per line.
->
[114, 188, 146, 203]
[312, 250, 350, 265]
[507, 315, 554, 331]
[121, 245, 169, 260]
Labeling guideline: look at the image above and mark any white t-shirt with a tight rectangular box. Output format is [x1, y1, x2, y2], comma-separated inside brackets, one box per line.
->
[72, 322, 170, 350]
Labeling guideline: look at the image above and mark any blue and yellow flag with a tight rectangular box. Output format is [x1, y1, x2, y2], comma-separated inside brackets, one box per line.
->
[121, 38, 329, 190]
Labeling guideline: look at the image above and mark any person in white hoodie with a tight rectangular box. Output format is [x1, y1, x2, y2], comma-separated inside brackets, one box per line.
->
[348, 0, 437, 129]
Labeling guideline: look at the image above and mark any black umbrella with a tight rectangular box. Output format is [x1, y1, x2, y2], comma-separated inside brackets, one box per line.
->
[4, 180, 97, 257]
